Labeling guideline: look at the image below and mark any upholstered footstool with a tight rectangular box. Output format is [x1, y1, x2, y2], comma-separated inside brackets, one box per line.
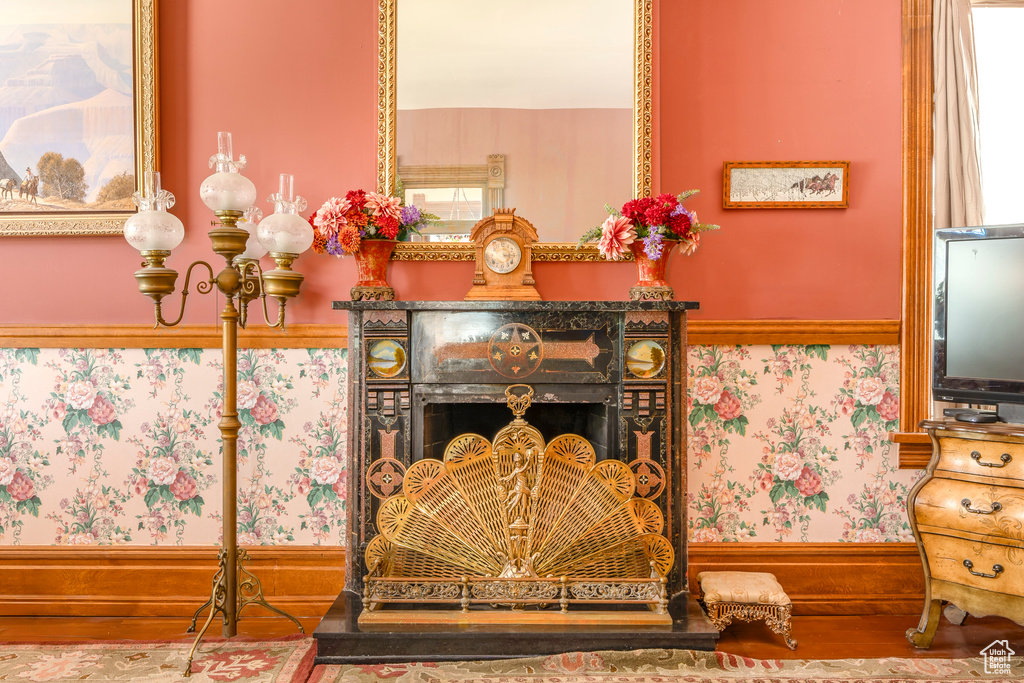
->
[697, 571, 797, 649]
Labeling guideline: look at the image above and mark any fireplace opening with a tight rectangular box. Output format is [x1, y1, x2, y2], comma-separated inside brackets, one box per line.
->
[413, 385, 618, 463]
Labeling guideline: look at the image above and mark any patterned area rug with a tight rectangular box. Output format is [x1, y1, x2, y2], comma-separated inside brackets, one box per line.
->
[309, 649, 1024, 683]
[0, 636, 316, 682]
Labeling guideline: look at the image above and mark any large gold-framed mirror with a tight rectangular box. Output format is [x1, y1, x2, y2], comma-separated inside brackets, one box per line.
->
[379, 0, 652, 261]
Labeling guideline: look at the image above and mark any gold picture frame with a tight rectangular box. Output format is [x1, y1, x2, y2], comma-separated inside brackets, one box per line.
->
[379, 0, 652, 262]
[0, 0, 158, 237]
[722, 161, 850, 209]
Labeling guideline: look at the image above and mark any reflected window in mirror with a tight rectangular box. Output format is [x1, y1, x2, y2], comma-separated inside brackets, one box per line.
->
[396, 0, 635, 243]
[399, 154, 505, 240]
[405, 188, 479, 240]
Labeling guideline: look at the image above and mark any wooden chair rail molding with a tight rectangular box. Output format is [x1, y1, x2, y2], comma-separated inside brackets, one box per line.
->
[686, 320, 898, 346]
[0, 320, 899, 349]
[2, 542, 922, 618]
[890, 431, 932, 470]
[0, 324, 350, 349]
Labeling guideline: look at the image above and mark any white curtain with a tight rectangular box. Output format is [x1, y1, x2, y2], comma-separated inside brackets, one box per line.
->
[933, 0, 984, 228]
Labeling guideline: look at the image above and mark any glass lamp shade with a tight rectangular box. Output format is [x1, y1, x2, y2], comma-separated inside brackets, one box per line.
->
[257, 212, 313, 255]
[199, 131, 257, 212]
[257, 174, 312, 255]
[237, 207, 267, 260]
[199, 171, 257, 212]
[124, 209, 185, 252]
[124, 170, 184, 252]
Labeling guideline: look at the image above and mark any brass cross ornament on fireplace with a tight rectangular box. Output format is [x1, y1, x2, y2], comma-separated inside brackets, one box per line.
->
[360, 385, 673, 626]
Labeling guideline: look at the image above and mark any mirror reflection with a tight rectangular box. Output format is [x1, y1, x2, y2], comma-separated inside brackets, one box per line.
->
[397, 0, 634, 243]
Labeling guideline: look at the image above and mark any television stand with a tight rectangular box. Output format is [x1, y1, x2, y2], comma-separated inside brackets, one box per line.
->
[907, 420, 1024, 647]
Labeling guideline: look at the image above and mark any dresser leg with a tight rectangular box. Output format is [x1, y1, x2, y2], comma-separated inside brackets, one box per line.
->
[906, 599, 942, 648]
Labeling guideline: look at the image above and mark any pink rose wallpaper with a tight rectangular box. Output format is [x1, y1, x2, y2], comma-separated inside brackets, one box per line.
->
[0, 343, 917, 546]
[688, 344, 919, 543]
[0, 347, 348, 545]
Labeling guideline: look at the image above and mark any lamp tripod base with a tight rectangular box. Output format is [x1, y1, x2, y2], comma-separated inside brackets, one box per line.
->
[184, 548, 305, 677]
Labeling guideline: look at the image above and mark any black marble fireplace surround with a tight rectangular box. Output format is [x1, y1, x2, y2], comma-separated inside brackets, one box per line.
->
[314, 300, 717, 662]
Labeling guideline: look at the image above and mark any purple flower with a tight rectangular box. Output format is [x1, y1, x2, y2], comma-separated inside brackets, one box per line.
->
[643, 232, 665, 260]
[672, 205, 696, 224]
[325, 235, 345, 256]
[400, 205, 421, 226]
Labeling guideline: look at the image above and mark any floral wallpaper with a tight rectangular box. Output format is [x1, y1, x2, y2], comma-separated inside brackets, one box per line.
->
[0, 343, 917, 546]
[688, 344, 919, 543]
[0, 347, 348, 546]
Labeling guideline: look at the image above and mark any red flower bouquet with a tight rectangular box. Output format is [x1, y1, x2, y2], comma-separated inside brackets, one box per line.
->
[310, 190, 433, 256]
[579, 191, 719, 261]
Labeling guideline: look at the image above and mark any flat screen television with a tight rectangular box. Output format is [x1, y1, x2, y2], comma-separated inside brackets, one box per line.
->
[933, 224, 1024, 422]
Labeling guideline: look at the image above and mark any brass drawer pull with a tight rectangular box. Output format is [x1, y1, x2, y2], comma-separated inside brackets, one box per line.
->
[963, 559, 1004, 579]
[970, 450, 1012, 468]
[961, 498, 1003, 515]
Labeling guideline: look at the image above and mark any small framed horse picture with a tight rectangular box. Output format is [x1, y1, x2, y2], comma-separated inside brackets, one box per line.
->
[0, 0, 158, 236]
[722, 161, 850, 209]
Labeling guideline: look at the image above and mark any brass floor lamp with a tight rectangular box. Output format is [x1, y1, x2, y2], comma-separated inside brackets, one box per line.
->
[124, 133, 312, 676]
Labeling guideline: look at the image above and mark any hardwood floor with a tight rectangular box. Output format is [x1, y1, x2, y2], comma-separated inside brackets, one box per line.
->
[1, 613, 1022, 660]
[717, 614, 1024, 660]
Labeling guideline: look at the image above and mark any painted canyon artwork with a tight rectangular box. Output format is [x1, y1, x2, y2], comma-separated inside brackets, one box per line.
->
[0, 1, 135, 214]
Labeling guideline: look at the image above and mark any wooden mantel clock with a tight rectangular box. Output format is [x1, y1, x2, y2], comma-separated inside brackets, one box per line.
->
[465, 208, 541, 300]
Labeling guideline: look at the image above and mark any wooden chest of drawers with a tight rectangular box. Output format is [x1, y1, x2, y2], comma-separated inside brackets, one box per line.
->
[907, 420, 1024, 647]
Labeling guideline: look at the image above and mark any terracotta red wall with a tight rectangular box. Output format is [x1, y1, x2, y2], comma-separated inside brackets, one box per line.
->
[660, 0, 903, 319]
[0, 0, 902, 324]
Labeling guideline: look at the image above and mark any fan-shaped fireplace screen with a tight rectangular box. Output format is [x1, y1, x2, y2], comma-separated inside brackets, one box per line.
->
[360, 384, 673, 626]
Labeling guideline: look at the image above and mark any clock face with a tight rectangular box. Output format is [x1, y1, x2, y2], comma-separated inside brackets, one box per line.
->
[483, 236, 522, 274]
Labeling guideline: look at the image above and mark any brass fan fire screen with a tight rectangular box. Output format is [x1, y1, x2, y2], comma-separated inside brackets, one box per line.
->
[360, 385, 674, 626]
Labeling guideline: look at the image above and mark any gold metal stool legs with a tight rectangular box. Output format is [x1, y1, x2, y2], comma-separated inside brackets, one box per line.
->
[703, 600, 798, 650]
[183, 549, 304, 676]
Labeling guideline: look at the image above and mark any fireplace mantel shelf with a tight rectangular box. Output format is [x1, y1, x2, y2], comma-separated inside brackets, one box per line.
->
[332, 299, 700, 312]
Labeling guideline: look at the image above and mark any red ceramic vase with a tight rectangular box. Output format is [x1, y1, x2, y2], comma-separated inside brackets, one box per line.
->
[351, 239, 397, 301]
[628, 240, 675, 301]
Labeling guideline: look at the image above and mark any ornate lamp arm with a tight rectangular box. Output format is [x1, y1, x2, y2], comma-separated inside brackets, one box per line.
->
[150, 261, 217, 328]
[251, 259, 292, 331]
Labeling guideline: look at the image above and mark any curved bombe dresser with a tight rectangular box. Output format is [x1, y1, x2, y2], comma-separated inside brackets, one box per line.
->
[906, 420, 1024, 647]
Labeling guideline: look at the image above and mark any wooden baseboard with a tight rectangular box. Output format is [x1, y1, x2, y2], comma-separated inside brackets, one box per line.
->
[2, 543, 924, 618]
[0, 546, 346, 618]
[688, 542, 925, 616]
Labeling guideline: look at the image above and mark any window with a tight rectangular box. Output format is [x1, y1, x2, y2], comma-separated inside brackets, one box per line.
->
[974, 4, 1024, 224]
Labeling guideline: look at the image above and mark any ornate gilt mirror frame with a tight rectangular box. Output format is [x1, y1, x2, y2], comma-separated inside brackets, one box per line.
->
[378, 0, 653, 262]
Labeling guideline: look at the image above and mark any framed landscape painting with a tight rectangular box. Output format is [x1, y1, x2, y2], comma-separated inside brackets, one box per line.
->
[723, 161, 849, 209]
[0, 0, 157, 236]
